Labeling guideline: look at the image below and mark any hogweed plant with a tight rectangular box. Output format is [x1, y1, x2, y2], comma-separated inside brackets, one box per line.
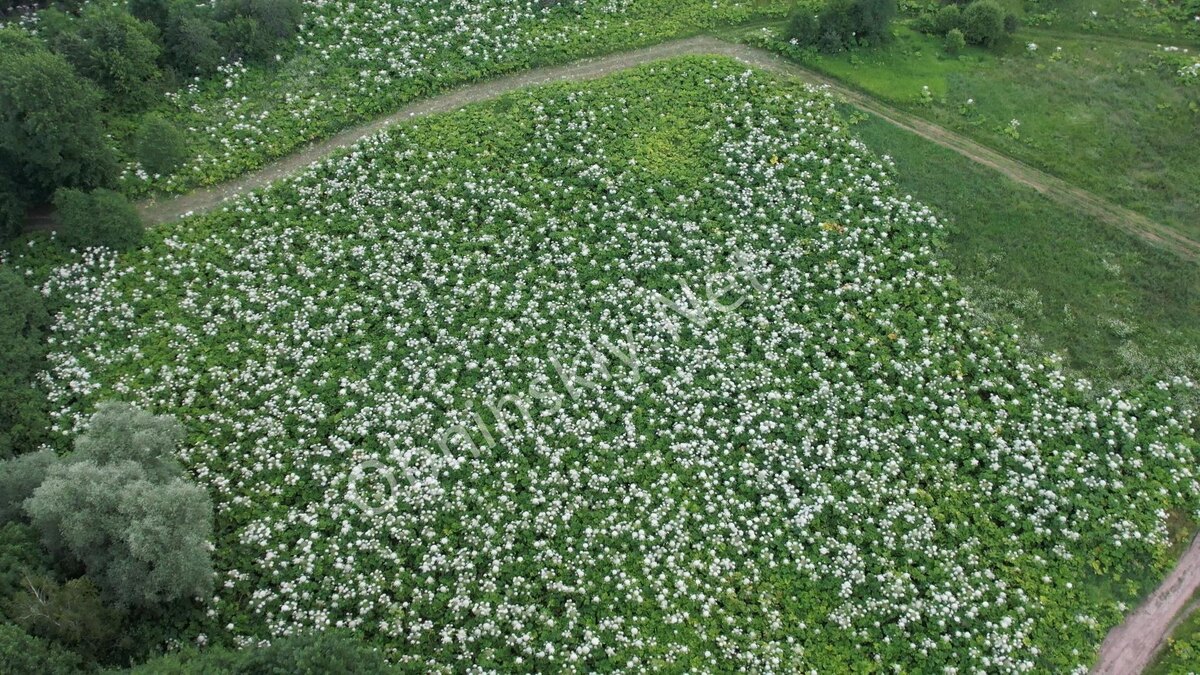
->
[17, 60, 1200, 672]
[348, 249, 767, 514]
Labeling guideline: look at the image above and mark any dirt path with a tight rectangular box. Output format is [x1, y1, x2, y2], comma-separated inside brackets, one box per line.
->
[135, 36, 1200, 260]
[1092, 534, 1200, 674]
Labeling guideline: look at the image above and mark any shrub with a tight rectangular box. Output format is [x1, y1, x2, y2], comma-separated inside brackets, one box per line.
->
[24, 403, 214, 609]
[0, 623, 82, 675]
[785, 11, 820, 48]
[851, 0, 897, 46]
[129, 0, 171, 31]
[0, 268, 51, 459]
[0, 41, 115, 200]
[944, 27, 966, 54]
[962, 0, 1006, 47]
[53, 188, 144, 251]
[164, 9, 224, 76]
[1004, 11, 1019, 34]
[26, 459, 214, 608]
[4, 575, 122, 663]
[933, 4, 961, 35]
[45, 5, 162, 110]
[135, 115, 189, 176]
[0, 450, 57, 522]
[214, 0, 302, 61]
[795, 0, 897, 52]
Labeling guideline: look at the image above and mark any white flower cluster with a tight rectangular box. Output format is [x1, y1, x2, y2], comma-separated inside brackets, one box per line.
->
[32, 60, 1200, 672]
[115, 0, 780, 193]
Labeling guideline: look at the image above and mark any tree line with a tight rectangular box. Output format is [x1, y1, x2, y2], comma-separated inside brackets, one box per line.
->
[785, 0, 1018, 54]
[1, 0, 303, 246]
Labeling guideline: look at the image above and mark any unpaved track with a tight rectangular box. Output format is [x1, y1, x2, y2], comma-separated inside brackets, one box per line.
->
[137, 36, 1200, 260]
[1092, 534, 1200, 674]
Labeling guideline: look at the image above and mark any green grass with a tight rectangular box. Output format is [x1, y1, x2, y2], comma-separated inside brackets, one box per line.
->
[798, 24, 991, 100]
[843, 105, 1200, 390]
[743, 21, 1200, 242]
[1149, 586, 1200, 674]
[1020, 0, 1200, 43]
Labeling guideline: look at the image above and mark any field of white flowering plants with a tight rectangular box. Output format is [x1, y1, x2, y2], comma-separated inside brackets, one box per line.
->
[23, 57, 1200, 671]
[93, 0, 791, 195]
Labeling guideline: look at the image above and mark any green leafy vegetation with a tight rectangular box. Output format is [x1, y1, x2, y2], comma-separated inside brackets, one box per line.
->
[0, 403, 215, 669]
[0, 267, 51, 460]
[843, 105, 1200, 389]
[785, 0, 897, 52]
[22, 402, 214, 609]
[52, 187, 143, 251]
[5, 58, 1195, 671]
[744, 18, 1200, 240]
[127, 631, 397, 674]
[1149, 588, 1200, 674]
[134, 115, 190, 177]
[0, 623, 83, 675]
[0, 29, 115, 202]
[1, 0, 1198, 670]
[40, 5, 164, 110]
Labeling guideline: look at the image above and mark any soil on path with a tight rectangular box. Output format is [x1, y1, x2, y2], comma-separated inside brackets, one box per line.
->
[1092, 534, 1200, 674]
[135, 36, 1200, 260]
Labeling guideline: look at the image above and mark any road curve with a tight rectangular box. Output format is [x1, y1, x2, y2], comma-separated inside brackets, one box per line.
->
[1092, 534, 1200, 674]
[136, 36, 1200, 260]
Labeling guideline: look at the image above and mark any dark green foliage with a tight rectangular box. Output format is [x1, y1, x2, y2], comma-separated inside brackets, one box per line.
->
[0, 268, 51, 459]
[851, 0, 896, 45]
[0, 40, 115, 201]
[129, 631, 397, 674]
[0, 622, 83, 675]
[787, 0, 897, 53]
[0, 451, 56, 522]
[0, 175, 24, 242]
[785, 10, 820, 48]
[1003, 11, 1018, 34]
[933, 4, 961, 35]
[44, 5, 163, 110]
[4, 575, 122, 663]
[164, 7, 224, 76]
[129, 0, 171, 31]
[961, 0, 1006, 47]
[24, 402, 214, 609]
[214, 0, 302, 61]
[0, 524, 51, 604]
[944, 27, 966, 54]
[53, 188, 144, 251]
[135, 115, 189, 178]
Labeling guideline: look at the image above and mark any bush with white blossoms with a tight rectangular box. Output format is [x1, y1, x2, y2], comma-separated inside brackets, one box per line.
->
[20, 58, 1200, 672]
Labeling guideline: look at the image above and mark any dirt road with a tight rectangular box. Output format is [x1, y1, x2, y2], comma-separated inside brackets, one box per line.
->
[135, 36, 1200, 260]
[1092, 534, 1200, 674]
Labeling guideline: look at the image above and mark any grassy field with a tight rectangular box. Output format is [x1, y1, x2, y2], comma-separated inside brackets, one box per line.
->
[739, 21, 1200, 241]
[1020, 0, 1200, 43]
[1149, 586, 1200, 673]
[843, 106, 1200, 391]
